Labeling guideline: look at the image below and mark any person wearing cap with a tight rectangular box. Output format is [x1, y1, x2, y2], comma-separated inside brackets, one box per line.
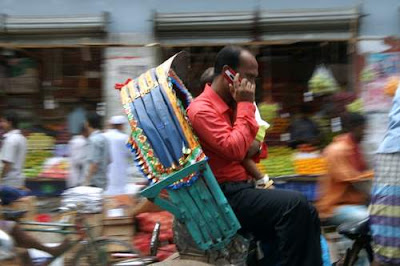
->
[103, 115, 131, 195]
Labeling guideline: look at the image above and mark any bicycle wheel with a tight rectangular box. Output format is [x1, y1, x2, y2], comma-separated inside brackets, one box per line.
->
[71, 238, 139, 266]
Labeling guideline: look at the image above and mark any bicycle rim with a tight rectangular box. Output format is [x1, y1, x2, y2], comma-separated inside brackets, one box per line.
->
[71, 239, 136, 266]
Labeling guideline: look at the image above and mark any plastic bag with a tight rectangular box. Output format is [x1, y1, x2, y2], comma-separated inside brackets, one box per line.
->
[308, 65, 339, 95]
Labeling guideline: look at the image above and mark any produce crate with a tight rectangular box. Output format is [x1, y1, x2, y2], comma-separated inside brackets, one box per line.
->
[272, 175, 319, 202]
[25, 179, 66, 197]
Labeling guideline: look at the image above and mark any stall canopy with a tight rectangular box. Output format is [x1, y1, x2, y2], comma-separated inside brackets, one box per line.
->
[154, 7, 360, 45]
[0, 12, 109, 46]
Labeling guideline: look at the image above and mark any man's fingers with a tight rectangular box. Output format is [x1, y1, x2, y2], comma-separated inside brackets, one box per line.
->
[233, 73, 241, 89]
[233, 73, 240, 83]
[229, 83, 235, 95]
[240, 76, 247, 89]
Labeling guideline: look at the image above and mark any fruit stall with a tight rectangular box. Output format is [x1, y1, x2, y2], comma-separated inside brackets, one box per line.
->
[257, 146, 327, 202]
[23, 133, 68, 197]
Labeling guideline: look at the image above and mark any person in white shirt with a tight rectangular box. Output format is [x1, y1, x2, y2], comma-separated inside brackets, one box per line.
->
[67, 125, 88, 188]
[103, 116, 131, 195]
[0, 111, 27, 188]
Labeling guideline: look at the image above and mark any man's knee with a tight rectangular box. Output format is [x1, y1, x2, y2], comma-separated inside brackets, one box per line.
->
[285, 190, 309, 210]
[284, 191, 318, 219]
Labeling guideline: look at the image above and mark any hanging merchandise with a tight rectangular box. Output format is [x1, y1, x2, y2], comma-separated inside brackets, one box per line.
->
[308, 65, 339, 95]
[258, 103, 279, 124]
[346, 99, 364, 114]
[360, 65, 378, 83]
[361, 53, 400, 112]
[384, 76, 400, 97]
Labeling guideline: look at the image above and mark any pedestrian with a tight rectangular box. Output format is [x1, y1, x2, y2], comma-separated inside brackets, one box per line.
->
[369, 85, 400, 266]
[84, 111, 110, 190]
[0, 111, 27, 188]
[103, 115, 131, 195]
[200, 67, 215, 92]
[187, 46, 322, 265]
[317, 112, 373, 225]
[67, 125, 88, 187]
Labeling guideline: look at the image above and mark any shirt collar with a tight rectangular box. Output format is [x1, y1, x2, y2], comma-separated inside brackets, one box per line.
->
[90, 130, 101, 137]
[4, 129, 21, 137]
[203, 84, 230, 115]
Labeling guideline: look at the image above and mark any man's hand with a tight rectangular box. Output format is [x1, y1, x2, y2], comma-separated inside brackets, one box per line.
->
[1, 161, 11, 180]
[247, 140, 261, 158]
[255, 174, 274, 189]
[229, 73, 255, 102]
[85, 163, 99, 186]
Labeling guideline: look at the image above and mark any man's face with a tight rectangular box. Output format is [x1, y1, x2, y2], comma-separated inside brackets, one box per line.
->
[237, 50, 259, 86]
[0, 118, 11, 132]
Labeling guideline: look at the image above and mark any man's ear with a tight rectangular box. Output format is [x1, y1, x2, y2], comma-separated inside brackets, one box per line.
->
[222, 65, 229, 72]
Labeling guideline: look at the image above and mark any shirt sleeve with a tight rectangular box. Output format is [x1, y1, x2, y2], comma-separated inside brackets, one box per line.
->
[87, 138, 103, 164]
[0, 138, 17, 164]
[325, 146, 372, 182]
[189, 102, 259, 161]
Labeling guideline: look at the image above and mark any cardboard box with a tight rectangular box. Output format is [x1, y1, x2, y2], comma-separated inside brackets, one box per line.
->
[85, 213, 103, 227]
[102, 195, 136, 225]
[103, 235, 133, 253]
[102, 224, 134, 237]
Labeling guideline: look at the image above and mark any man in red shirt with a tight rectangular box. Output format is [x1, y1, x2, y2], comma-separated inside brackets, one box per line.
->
[187, 46, 322, 266]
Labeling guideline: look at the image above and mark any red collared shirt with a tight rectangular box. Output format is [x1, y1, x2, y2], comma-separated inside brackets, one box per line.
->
[187, 84, 259, 183]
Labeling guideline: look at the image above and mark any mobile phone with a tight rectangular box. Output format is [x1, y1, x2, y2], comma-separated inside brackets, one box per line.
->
[223, 66, 240, 84]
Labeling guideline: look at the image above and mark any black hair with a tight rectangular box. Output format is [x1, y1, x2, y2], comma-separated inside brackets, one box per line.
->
[86, 111, 102, 130]
[200, 67, 215, 89]
[342, 112, 366, 132]
[2, 111, 19, 128]
[214, 46, 244, 75]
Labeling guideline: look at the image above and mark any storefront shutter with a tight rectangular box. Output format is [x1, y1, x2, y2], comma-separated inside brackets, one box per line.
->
[258, 7, 359, 42]
[154, 11, 255, 45]
[0, 12, 108, 46]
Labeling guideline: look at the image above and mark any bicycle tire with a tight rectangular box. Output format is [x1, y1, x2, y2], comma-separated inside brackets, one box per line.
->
[71, 238, 139, 266]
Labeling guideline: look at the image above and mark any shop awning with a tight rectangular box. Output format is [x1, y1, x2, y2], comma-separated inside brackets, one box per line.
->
[259, 7, 360, 42]
[154, 11, 256, 45]
[154, 7, 360, 45]
[0, 12, 109, 46]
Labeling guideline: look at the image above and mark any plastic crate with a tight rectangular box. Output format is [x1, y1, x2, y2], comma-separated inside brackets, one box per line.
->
[25, 179, 66, 197]
[273, 180, 318, 202]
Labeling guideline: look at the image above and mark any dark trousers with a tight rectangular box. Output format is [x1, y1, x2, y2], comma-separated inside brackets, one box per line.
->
[219, 182, 322, 266]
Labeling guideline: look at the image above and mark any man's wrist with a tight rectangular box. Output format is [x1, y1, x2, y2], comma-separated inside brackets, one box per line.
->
[236, 98, 254, 103]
